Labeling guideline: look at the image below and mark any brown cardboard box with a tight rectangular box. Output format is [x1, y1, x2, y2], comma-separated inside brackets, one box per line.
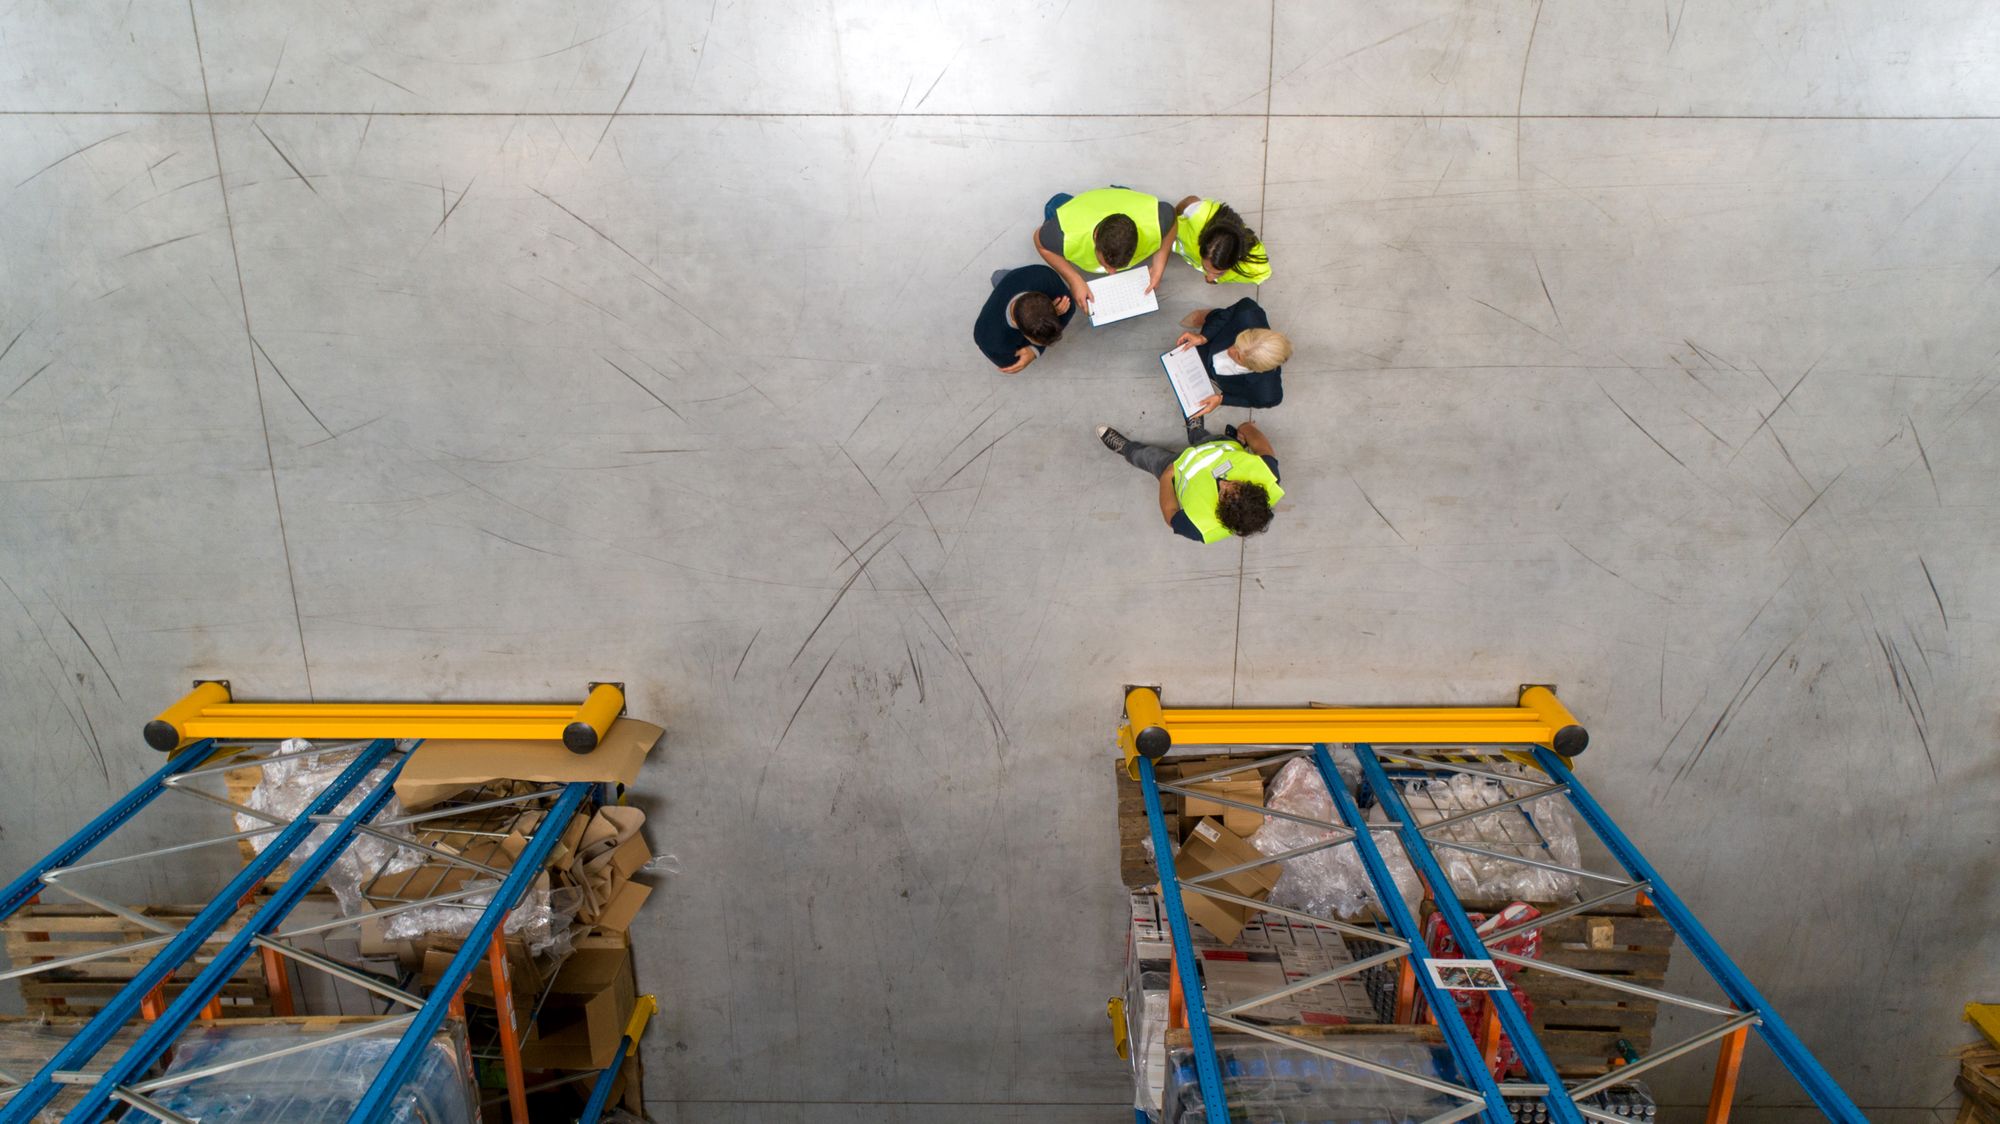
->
[591, 880, 652, 934]
[518, 941, 636, 1071]
[1176, 776, 1267, 836]
[1162, 818, 1279, 945]
[394, 719, 663, 810]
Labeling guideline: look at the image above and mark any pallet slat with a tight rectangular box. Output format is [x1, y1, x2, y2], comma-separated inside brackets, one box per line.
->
[2, 904, 270, 1019]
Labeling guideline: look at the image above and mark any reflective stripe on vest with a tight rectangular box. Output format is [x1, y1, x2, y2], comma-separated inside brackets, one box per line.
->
[1056, 188, 1164, 273]
[1171, 441, 1285, 543]
[1173, 198, 1272, 285]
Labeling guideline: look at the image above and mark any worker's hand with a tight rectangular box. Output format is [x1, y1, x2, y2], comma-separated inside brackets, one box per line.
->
[1191, 394, 1222, 418]
[999, 347, 1036, 374]
[1052, 294, 1072, 316]
[1072, 282, 1094, 313]
[1175, 331, 1206, 351]
[1143, 259, 1166, 295]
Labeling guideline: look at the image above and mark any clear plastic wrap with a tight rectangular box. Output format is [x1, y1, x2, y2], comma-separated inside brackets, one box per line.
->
[381, 880, 581, 958]
[234, 739, 424, 911]
[125, 1019, 476, 1123]
[1400, 769, 1581, 903]
[1162, 1037, 1464, 1123]
[1248, 756, 1584, 918]
[1248, 757, 1420, 920]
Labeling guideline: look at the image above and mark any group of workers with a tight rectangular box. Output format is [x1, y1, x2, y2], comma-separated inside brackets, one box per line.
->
[972, 187, 1294, 545]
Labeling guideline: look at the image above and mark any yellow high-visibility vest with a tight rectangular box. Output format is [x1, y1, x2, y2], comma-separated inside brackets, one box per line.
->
[1057, 188, 1166, 273]
[1174, 199, 1272, 285]
[1172, 440, 1284, 543]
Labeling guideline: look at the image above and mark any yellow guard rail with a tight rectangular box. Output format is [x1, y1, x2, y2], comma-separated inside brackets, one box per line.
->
[145, 681, 625, 754]
[1116, 684, 1587, 779]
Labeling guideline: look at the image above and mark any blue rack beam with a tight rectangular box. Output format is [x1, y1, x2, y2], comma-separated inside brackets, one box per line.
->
[346, 780, 594, 1123]
[61, 748, 413, 1122]
[0, 741, 220, 923]
[1312, 744, 1511, 1124]
[1353, 744, 1587, 1124]
[0, 740, 396, 1124]
[1530, 747, 1866, 1124]
[1137, 757, 1233, 1124]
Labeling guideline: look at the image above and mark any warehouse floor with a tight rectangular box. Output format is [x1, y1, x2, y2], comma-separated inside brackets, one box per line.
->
[2, 2, 1996, 1119]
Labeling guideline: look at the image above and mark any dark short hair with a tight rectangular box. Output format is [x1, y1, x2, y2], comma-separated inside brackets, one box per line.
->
[1216, 482, 1274, 537]
[1015, 292, 1064, 346]
[1199, 204, 1268, 275]
[1094, 214, 1139, 270]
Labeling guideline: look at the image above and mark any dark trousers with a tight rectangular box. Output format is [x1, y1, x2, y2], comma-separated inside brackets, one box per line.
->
[1121, 425, 1213, 478]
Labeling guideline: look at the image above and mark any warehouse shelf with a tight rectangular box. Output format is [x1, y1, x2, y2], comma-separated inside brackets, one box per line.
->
[1116, 686, 1863, 1124]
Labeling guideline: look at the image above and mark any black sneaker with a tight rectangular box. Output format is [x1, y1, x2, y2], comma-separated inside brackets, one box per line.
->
[1184, 416, 1213, 445]
[1096, 425, 1129, 454]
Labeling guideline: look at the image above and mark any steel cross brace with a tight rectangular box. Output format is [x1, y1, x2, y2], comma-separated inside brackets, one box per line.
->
[1313, 744, 1512, 1124]
[0, 740, 396, 1124]
[63, 747, 410, 1120]
[0, 741, 222, 923]
[1529, 748, 1865, 1124]
[345, 780, 594, 1123]
[1353, 744, 1587, 1124]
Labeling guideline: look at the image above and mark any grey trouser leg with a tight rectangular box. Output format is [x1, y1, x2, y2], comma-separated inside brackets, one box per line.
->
[1121, 440, 1179, 478]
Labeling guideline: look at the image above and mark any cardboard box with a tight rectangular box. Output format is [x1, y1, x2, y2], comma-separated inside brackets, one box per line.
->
[518, 941, 637, 1071]
[1176, 775, 1266, 836]
[394, 719, 663, 810]
[1162, 818, 1278, 945]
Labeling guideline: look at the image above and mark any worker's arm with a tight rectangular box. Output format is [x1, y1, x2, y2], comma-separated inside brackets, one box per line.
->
[1174, 195, 1201, 213]
[998, 346, 1036, 374]
[1034, 230, 1093, 312]
[1235, 420, 1274, 457]
[1158, 467, 1180, 525]
[1143, 238, 1172, 295]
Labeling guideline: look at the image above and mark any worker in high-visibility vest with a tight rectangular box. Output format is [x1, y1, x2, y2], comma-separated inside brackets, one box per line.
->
[1032, 187, 1177, 315]
[1171, 196, 1271, 285]
[1095, 421, 1284, 543]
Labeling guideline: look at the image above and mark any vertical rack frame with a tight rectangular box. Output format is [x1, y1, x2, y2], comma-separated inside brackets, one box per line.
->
[0, 691, 636, 1124]
[1120, 686, 1864, 1124]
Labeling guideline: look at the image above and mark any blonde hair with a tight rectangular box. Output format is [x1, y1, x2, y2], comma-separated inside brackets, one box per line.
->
[1234, 329, 1292, 372]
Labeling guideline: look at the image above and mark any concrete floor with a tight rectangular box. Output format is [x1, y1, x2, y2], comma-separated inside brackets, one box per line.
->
[1, 0, 1996, 1119]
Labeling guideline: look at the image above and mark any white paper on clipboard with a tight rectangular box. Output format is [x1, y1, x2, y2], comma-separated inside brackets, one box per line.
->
[1161, 345, 1218, 418]
[1086, 268, 1159, 326]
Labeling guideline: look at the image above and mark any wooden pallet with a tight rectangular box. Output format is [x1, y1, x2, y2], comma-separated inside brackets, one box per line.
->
[1460, 900, 1675, 1078]
[1, 904, 273, 1018]
[1959, 1045, 2000, 1124]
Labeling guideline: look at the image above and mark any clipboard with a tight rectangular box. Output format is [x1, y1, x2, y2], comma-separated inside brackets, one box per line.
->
[1161, 344, 1218, 418]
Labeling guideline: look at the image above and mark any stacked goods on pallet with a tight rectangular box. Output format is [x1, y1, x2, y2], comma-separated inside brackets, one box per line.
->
[1157, 1031, 1459, 1124]
[1122, 891, 1390, 1118]
[0, 1016, 473, 1123]
[0, 906, 273, 1018]
[219, 731, 661, 1115]
[1113, 749, 1681, 1084]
